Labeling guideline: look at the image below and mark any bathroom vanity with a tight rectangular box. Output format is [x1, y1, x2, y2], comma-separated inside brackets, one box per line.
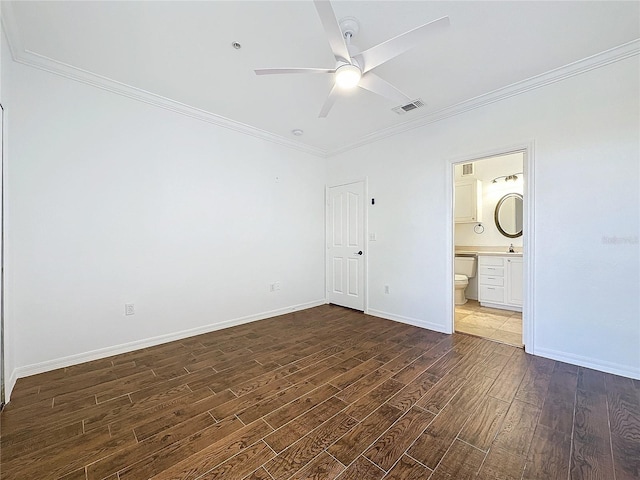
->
[477, 254, 523, 311]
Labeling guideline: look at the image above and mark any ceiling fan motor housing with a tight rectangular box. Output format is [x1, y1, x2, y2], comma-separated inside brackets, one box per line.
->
[336, 52, 361, 70]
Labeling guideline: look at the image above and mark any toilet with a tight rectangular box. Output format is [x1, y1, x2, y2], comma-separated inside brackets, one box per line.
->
[454, 255, 477, 305]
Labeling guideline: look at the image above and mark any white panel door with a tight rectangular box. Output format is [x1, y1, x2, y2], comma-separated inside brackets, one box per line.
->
[326, 182, 365, 310]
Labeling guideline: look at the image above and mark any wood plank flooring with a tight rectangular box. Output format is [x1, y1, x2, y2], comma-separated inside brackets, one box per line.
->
[1, 305, 638, 480]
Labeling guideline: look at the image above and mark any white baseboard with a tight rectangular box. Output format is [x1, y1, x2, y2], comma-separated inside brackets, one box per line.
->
[534, 347, 640, 380]
[366, 309, 450, 334]
[478, 302, 522, 313]
[9, 299, 326, 391]
[5, 368, 18, 403]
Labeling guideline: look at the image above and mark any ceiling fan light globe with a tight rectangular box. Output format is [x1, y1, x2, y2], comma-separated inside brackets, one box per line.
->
[335, 64, 361, 89]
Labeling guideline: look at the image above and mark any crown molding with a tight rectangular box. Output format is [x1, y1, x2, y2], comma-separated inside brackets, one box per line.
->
[325, 39, 640, 157]
[2, 2, 637, 159]
[0, 3, 327, 159]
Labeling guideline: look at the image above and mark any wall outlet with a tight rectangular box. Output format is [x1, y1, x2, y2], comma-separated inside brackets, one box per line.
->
[384, 285, 390, 294]
[274, 281, 281, 291]
[369, 233, 377, 241]
[125, 303, 135, 315]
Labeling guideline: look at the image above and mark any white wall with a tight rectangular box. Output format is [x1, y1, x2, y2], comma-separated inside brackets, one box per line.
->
[0, 10, 9, 402]
[328, 57, 640, 379]
[454, 152, 524, 248]
[3, 54, 326, 388]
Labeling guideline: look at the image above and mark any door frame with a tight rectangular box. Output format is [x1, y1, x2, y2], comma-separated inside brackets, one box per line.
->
[446, 142, 535, 353]
[325, 178, 368, 312]
[1, 103, 4, 407]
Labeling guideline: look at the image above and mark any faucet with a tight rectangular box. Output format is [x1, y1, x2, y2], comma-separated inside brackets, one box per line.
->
[508, 244, 515, 253]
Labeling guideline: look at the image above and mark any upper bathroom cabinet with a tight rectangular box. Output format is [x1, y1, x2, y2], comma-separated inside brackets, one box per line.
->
[455, 179, 483, 223]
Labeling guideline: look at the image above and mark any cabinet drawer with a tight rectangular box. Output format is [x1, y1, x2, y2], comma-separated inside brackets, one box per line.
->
[479, 266, 504, 277]
[478, 256, 504, 267]
[479, 275, 504, 286]
[480, 285, 505, 303]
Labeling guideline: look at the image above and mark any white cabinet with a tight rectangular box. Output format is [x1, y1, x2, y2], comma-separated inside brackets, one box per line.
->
[454, 179, 482, 223]
[478, 255, 522, 311]
[506, 257, 523, 306]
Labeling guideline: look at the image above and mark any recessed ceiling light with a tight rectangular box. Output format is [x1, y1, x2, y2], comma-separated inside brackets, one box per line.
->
[291, 129, 304, 136]
[231, 42, 242, 50]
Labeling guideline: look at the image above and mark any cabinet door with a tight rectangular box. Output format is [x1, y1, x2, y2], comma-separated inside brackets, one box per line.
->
[454, 180, 482, 223]
[506, 258, 523, 306]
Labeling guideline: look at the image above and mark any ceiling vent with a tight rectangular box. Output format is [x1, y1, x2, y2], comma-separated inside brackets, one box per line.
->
[392, 99, 425, 115]
[461, 163, 475, 176]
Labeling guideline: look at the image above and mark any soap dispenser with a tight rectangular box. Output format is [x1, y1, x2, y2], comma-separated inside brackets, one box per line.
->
[508, 244, 515, 253]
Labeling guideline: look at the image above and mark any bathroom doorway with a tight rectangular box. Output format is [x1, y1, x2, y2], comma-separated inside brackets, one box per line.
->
[451, 148, 531, 348]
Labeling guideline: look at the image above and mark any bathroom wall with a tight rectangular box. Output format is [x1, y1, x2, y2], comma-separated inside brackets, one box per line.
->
[454, 152, 524, 249]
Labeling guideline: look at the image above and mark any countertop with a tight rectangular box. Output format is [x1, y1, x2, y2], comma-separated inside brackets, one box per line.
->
[455, 250, 523, 257]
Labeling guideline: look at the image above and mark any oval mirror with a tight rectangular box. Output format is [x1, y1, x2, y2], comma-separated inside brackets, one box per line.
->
[495, 193, 523, 238]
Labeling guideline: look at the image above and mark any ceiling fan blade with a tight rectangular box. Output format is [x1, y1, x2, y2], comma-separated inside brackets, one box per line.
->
[319, 84, 340, 118]
[313, 0, 351, 64]
[354, 16, 450, 73]
[255, 67, 334, 75]
[358, 72, 411, 104]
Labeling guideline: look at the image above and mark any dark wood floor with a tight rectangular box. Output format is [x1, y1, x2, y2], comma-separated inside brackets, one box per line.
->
[1, 305, 638, 480]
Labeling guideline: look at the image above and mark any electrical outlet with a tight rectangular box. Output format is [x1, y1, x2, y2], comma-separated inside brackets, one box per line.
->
[369, 233, 377, 241]
[384, 285, 390, 294]
[125, 303, 135, 315]
[274, 281, 281, 291]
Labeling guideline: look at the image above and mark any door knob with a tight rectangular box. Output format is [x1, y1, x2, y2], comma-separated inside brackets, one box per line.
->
[355, 251, 363, 255]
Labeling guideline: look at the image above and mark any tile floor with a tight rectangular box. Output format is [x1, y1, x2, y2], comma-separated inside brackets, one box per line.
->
[455, 299, 523, 347]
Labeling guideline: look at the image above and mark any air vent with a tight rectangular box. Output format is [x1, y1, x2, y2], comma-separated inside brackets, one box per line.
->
[392, 99, 425, 115]
[461, 163, 475, 176]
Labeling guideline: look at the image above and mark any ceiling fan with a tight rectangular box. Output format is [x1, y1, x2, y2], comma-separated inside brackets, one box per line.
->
[255, 0, 450, 118]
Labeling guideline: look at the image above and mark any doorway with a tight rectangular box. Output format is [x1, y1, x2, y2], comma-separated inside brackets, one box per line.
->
[325, 180, 366, 311]
[450, 146, 533, 350]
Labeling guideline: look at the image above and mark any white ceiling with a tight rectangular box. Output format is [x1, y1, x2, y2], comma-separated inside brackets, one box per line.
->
[4, 1, 639, 155]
